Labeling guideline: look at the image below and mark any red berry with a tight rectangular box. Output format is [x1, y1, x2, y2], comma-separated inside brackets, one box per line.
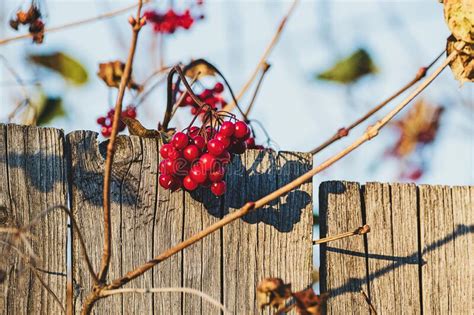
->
[160, 143, 174, 159]
[167, 147, 181, 160]
[211, 181, 226, 196]
[215, 133, 231, 149]
[159, 160, 167, 174]
[159, 174, 174, 189]
[245, 137, 256, 148]
[214, 82, 224, 93]
[189, 164, 207, 183]
[183, 176, 198, 191]
[101, 126, 111, 137]
[220, 121, 235, 137]
[163, 159, 176, 175]
[207, 139, 225, 156]
[234, 121, 249, 139]
[188, 126, 200, 137]
[97, 117, 106, 125]
[172, 132, 189, 150]
[209, 166, 225, 182]
[217, 151, 231, 166]
[192, 135, 206, 150]
[200, 153, 216, 171]
[183, 144, 200, 162]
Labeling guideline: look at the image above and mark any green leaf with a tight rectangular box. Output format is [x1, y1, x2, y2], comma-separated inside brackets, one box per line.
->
[29, 52, 88, 85]
[36, 95, 65, 125]
[316, 48, 377, 84]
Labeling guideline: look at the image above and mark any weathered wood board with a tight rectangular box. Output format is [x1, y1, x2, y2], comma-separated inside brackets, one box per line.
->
[320, 181, 474, 315]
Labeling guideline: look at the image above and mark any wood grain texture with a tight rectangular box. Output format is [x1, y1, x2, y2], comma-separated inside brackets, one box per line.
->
[364, 183, 420, 314]
[0, 124, 67, 315]
[223, 150, 313, 314]
[319, 181, 369, 314]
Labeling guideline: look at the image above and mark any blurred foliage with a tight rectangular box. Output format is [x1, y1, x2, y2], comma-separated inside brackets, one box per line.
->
[36, 94, 65, 125]
[316, 48, 377, 84]
[28, 52, 88, 85]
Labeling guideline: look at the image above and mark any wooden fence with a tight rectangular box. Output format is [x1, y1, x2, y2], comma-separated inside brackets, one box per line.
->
[320, 181, 473, 314]
[0, 124, 313, 314]
[0, 124, 472, 314]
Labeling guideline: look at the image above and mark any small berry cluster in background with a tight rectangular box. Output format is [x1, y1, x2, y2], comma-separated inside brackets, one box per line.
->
[144, 1, 204, 35]
[97, 105, 137, 137]
[9, 3, 45, 43]
[159, 119, 260, 196]
[178, 82, 226, 116]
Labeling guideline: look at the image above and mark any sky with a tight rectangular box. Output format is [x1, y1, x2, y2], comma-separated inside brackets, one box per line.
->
[0, 0, 473, 274]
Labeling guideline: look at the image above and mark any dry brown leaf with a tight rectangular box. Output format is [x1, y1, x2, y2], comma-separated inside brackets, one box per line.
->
[292, 288, 329, 315]
[443, 0, 474, 44]
[392, 100, 444, 157]
[183, 59, 217, 79]
[121, 117, 159, 138]
[256, 278, 292, 311]
[447, 35, 474, 84]
[97, 61, 143, 90]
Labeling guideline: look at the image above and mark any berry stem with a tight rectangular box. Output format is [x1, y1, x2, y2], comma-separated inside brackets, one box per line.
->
[309, 49, 445, 155]
[244, 62, 271, 118]
[101, 47, 459, 295]
[0, 0, 151, 46]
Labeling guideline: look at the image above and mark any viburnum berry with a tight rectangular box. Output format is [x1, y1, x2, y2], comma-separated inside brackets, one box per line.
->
[159, 174, 175, 189]
[172, 132, 189, 150]
[207, 139, 225, 156]
[219, 121, 235, 137]
[229, 139, 246, 154]
[160, 143, 174, 159]
[214, 82, 224, 93]
[189, 164, 207, 184]
[183, 175, 199, 191]
[210, 181, 226, 196]
[192, 135, 206, 150]
[97, 105, 137, 137]
[215, 133, 231, 149]
[183, 144, 200, 162]
[209, 166, 225, 182]
[200, 153, 216, 171]
[234, 121, 250, 139]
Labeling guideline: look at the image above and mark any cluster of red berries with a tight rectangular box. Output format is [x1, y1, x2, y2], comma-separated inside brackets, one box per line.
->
[179, 82, 226, 116]
[97, 105, 137, 137]
[159, 120, 255, 196]
[144, 9, 202, 34]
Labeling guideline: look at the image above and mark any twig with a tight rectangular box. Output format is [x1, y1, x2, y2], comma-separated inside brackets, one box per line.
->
[221, 0, 298, 114]
[244, 62, 271, 117]
[100, 287, 231, 315]
[309, 50, 445, 155]
[0, 240, 66, 313]
[169, 73, 200, 119]
[99, 0, 145, 284]
[313, 225, 370, 245]
[106, 49, 457, 291]
[22, 205, 98, 285]
[360, 289, 377, 314]
[0, 0, 150, 46]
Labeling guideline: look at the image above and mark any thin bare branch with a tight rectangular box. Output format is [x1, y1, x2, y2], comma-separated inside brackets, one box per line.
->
[0, 0, 150, 46]
[100, 287, 231, 315]
[309, 49, 446, 155]
[99, 0, 146, 285]
[221, 0, 298, 114]
[107, 49, 457, 291]
[313, 225, 370, 245]
[244, 62, 271, 117]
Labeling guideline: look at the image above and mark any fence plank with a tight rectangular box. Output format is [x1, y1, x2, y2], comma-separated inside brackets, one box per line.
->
[319, 181, 370, 314]
[450, 186, 473, 314]
[364, 183, 420, 314]
[0, 124, 67, 315]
